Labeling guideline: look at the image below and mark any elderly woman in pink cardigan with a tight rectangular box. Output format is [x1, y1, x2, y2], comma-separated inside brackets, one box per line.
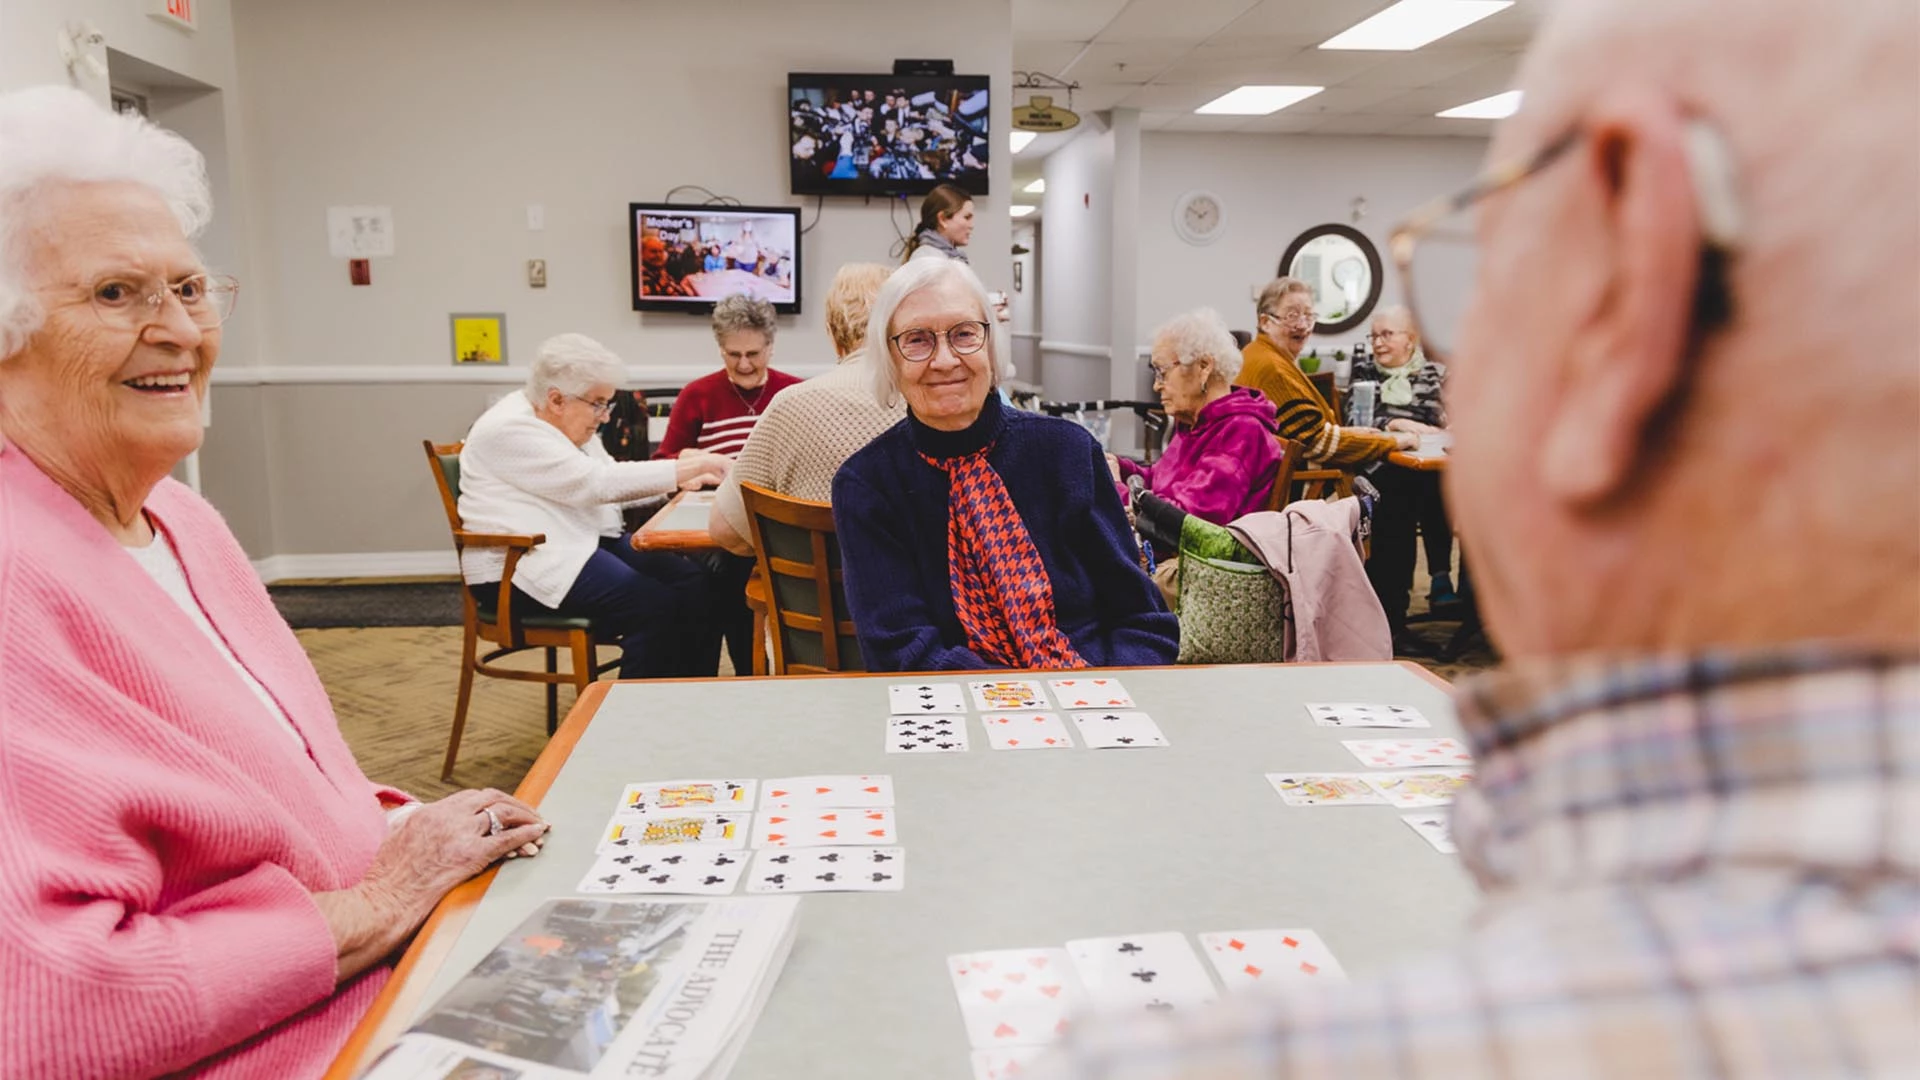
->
[0, 88, 548, 1078]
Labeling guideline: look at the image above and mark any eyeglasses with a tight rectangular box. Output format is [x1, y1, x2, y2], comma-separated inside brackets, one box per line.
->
[890, 320, 989, 363]
[86, 272, 240, 332]
[567, 393, 616, 417]
[1389, 120, 1741, 363]
[1263, 308, 1316, 328]
[1368, 329, 1407, 343]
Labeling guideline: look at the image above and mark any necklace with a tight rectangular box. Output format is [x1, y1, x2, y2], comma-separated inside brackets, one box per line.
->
[729, 379, 768, 416]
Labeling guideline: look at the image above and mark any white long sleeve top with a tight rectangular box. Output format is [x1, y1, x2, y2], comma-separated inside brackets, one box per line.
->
[456, 392, 677, 606]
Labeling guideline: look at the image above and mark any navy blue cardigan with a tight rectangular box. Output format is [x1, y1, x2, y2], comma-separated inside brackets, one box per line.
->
[831, 393, 1180, 672]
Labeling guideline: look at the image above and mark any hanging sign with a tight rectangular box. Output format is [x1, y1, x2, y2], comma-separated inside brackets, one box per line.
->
[149, 0, 198, 31]
[1013, 95, 1081, 133]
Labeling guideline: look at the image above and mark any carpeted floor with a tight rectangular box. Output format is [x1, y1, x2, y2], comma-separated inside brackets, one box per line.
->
[301, 553, 1494, 799]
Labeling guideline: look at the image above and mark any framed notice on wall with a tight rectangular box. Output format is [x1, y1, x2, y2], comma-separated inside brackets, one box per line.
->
[450, 313, 507, 365]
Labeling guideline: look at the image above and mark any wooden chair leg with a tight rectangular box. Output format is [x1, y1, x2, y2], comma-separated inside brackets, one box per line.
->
[752, 605, 768, 676]
[565, 632, 595, 734]
[443, 619, 481, 783]
[544, 647, 559, 735]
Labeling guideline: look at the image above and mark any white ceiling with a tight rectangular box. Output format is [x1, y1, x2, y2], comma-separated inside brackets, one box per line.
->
[1011, 0, 1543, 174]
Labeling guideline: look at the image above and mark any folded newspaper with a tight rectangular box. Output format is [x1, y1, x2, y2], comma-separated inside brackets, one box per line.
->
[364, 896, 800, 1080]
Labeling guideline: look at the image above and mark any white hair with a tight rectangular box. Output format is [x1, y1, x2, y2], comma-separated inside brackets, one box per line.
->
[861, 256, 1000, 407]
[1153, 308, 1243, 382]
[0, 86, 213, 360]
[524, 333, 624, 404]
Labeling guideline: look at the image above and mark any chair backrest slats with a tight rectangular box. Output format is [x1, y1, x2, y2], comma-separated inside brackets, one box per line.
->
[740, 481, 862, 674]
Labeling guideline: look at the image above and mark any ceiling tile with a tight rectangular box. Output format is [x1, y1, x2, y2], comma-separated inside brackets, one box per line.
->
[1115, 83, 1233, 111]
[1016, 41, 1093, 76]
[1098, 0, 1267, 42]
[1439, 2, 1545, 48]
[1392, 115, 1504, 138]
[1232, 112, 1325, 134]
[1015, 0, 1133, 40]
[1153, 113, 1263, 133]
[1330, 45, 1503, 90]
[1061, 40, 1203, 82]
[1223, 0, 1403, 42]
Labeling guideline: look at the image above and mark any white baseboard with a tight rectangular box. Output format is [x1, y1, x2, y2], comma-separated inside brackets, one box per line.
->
[254, 550, 458, 583]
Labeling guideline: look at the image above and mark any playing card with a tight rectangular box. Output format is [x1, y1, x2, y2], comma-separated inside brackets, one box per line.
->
[611, 778, 756, 818]
[981, 712, 1073, 750]
[886, 715, 970, 754]
[1304, 702, 1432, 728]
[595, 812, 751, 853]
[889, 682, 967, 715]
[749, 807, 896, 848]
[1198, 929, 1350, 992]
[947, 947, 1088, 1049]
[1265, 772, 1388, 806]
[1401, 811, 1458, 854]
[970, 1048, 1046, 1080]
[576, 846, 746, 895]
[759, 775, 895, 809]
[1047, 677, 1134, 709]
[970, 679, 1051, 712]
[1364, 768, 1473, 808]
[744, 846, 904, 893]
[1065, 932, 1217, 1014]
[1068, 710, 1169, 749]
[1341, 737, 1472, 769]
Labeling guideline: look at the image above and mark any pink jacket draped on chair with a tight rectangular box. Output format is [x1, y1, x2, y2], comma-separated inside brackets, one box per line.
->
[1228, 498, 1392, 662]
[0, 440, 404, 1078]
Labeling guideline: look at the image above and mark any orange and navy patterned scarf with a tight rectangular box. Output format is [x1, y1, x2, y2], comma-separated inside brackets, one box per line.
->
[920, 446, 1086, 670]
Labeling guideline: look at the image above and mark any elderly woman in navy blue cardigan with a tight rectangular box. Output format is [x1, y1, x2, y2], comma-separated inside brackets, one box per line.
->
[832, 259, 1179, 672]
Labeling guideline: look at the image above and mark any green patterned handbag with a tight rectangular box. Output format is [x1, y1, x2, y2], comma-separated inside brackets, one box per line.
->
[1173, 515, 1287, 664]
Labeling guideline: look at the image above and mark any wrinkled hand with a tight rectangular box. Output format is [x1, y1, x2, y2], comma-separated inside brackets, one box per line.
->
[1392, 431, 1421, 450]
[1104, 452, 1124, 483]
[360, 789, 548, 924]
[675, 451, 731, 490]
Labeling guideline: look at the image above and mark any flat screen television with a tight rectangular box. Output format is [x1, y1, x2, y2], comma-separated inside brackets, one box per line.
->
[788, 72, 990, 197]
[628, 203, 802, 315]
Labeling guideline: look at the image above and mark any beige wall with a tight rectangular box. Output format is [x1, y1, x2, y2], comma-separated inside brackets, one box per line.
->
[200, 0, 1013, 566]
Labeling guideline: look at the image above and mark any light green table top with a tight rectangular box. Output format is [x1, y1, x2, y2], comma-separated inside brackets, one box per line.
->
[411, 664, 1478, 1078]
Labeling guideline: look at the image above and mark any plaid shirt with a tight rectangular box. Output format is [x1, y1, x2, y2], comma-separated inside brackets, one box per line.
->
[1040, 649, 1920, 1079]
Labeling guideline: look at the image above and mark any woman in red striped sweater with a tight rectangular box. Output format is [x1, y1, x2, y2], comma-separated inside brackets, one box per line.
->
[653, 294, 801, 460]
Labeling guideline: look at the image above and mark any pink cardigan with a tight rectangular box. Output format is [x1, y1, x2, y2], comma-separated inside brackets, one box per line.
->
[0, 441, 401, 1078]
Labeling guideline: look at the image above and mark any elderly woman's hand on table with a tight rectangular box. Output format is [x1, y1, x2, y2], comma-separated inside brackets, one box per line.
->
[675, 447, 732, 490]
[316, 789, 549, 982]
[1384, 418, 1444, 436]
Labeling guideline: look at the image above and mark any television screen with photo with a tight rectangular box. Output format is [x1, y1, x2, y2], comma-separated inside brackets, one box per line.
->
[628, 203, 801, 315]
[788, 72, 990, 197]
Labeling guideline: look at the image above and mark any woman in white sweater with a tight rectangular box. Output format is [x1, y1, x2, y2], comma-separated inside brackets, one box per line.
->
[459, 334, 729, 677]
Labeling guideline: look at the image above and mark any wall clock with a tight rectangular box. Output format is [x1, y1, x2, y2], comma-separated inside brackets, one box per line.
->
[1173, 189, 1225, 245]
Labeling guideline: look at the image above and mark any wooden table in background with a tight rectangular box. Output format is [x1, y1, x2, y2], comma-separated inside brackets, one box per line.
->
[631, 489, 721, 552]
[1386, 449, 1447, 471]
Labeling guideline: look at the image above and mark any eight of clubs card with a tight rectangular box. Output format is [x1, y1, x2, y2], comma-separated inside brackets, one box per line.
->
[970, 679, 1050, 712]
[982, 712, 1073, 750]
[745, 846, 904, 893]
[890, 682, 966, 715]
[577, 847, 747, 896]
[1069, 710, 1169, 749]
[1198, 930, 1350, 991]
[1304, 702, 1432, 729]
[1048, 677, 1134, 709]
[886, 715, 969, 754]
[760, 775, 895, 809]
[1065, 932, 1217, 1013]
[750, 807, 896, 848]
[948, 947, 1088, 1049]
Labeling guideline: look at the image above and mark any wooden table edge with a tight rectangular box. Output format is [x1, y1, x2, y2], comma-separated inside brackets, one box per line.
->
[323, 660, 1454, 1076]
[1386, 451, 1447, 471]
[324, 680, 613, 1079]
[632, 490, 722, 552]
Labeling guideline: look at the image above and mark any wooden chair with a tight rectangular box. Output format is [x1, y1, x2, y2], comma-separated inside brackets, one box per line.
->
[1261, 438, 1307, 511]
[744, 567, 771, 676]
[739, 481, 863, 674]
[423, 440, 619, 781]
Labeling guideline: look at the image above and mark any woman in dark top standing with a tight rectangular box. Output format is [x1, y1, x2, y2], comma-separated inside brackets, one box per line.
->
[832, 259, 1178, 672]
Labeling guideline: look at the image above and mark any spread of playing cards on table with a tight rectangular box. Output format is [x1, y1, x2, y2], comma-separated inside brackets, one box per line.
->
[579, 775, 907, 895]
[884, 678, 1170, 752]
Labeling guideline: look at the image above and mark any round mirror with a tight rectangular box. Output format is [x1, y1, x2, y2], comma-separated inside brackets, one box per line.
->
[1278, 224, 1384, 335]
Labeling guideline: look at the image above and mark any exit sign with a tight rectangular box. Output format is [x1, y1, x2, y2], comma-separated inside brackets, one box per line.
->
[149, 0, 197, 31]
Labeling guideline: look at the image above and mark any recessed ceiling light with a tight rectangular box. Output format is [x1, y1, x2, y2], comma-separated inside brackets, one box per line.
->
[1321, 0, 1513, 51]
[1023, 178, 1046, 193]
[1010, 131, 1037, 153]
[1437, 89, 1522, 119]
[1010, 205, 1037, 217]
[1195, 85, 1325, 116]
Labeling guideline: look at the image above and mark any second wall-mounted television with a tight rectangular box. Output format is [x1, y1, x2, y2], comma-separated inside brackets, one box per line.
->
[788, 72, 990, 197]
[629, 203, 802, 315]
